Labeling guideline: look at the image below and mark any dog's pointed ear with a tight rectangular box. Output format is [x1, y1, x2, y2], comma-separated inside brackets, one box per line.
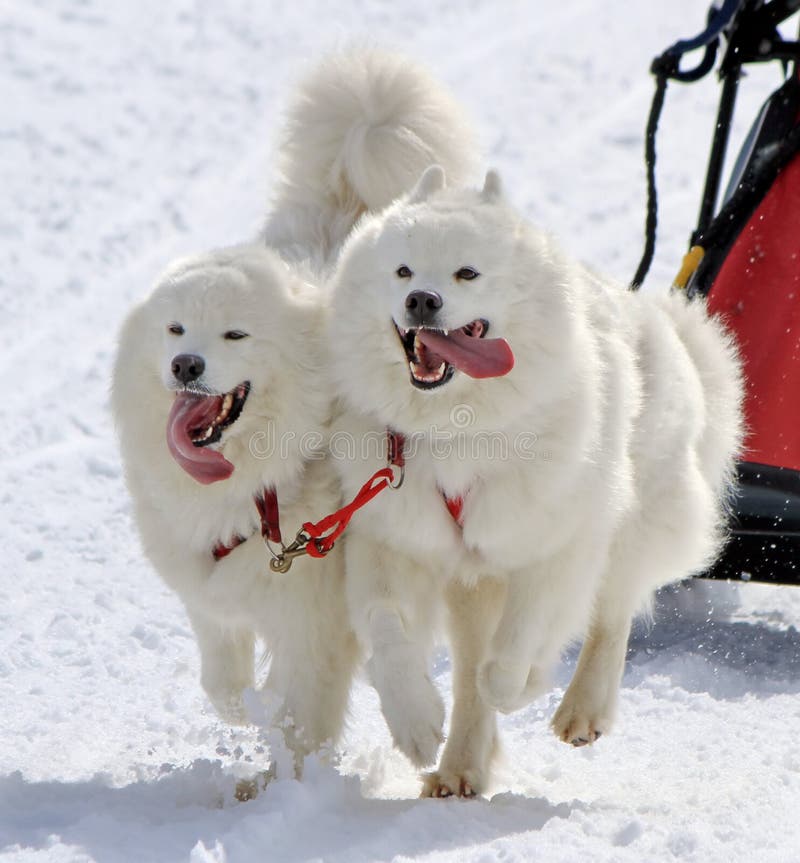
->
[407, 165, 446, 204]
[481, 169, 503, 202]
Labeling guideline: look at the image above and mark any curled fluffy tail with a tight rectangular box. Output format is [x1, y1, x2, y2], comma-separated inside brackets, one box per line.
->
[264, 47, 476, 262]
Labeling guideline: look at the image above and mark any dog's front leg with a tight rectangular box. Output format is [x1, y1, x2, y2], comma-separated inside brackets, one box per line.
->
[366, 606, 445, 767]
[347, 534, 445, 767]
[258, 554, 361, 778]
[478, 543, 602, 714]
[185, 605, 255, 725]
[423, 575, 505, 798]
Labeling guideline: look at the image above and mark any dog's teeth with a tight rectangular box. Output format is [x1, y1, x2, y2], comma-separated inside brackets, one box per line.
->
[437, 362, 446, 376]
[443, 329, 449, 337]
[222, 393, 233, 413]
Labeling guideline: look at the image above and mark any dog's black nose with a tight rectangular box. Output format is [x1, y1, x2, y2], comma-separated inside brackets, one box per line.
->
[171, 353, 205, 384]
[404, 290, 443, 326]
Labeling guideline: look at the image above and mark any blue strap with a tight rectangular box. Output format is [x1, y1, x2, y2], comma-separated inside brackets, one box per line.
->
[666, 0, 743, 58]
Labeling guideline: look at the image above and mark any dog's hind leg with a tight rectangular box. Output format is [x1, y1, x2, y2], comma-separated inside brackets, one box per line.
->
[553, 471, 720, 746]
[550, 594, 633, 747]
[551, 540, 664, 748]
[422, 575, 505, 798]
[186, 606, 255, 725]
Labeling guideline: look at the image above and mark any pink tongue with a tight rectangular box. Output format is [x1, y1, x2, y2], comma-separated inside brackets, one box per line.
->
[417, 329, 514, 379]
[166, 392, 234, 485]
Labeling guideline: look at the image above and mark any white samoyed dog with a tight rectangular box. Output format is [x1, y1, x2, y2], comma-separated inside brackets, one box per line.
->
[327, 165, 743, 796]
[111, 50, 475, 775]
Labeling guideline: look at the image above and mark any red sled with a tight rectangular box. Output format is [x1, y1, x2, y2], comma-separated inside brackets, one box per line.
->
[636, 0, 800, 583]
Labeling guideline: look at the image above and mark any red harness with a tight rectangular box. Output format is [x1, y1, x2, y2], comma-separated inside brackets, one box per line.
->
[384, 432, 466, 528]
[212, 428, 465, 569]
[443, 495, 465, 527]
[211, 490, 282, 561]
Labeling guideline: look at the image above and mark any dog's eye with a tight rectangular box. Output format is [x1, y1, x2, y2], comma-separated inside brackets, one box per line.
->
[454, 267, 480, 281]
[396, 265, 413, 279]
[224, 330, 249, 341]
[167, 323, 184, 335]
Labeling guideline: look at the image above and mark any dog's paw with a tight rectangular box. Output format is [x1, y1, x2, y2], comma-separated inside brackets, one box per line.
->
[205, 687, 250, 726]
[368, 658, 445, 766]
[234, 764, 276, 803]
[421, 768, 482, 799]
[551, 688, 611, 747]
[477, 658, 545, 714]
[387, 679, 445, 767]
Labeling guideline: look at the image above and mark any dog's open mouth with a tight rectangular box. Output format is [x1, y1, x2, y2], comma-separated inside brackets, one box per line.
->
[166, 382, 250, 484]
[184, 382, 250, 448]
[394, 320, 514, 390]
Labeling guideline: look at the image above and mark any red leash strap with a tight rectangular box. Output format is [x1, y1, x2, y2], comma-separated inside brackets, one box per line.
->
[301, 430, 406, 558]
[223, 430, 406, 572]
[302, 466, 396, 557]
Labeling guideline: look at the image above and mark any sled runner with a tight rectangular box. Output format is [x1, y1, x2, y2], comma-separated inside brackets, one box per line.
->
[633, 0, 800, 584]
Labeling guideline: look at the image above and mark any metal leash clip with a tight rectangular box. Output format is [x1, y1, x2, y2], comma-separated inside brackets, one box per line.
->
[267, 530, 311, 574]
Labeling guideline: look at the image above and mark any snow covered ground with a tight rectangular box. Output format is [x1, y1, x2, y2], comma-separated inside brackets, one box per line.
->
[3, 1, 800, 860]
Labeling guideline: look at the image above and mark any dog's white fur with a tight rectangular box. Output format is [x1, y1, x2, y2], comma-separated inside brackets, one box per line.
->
[328, 166, 743, 795]
[111, 50, 476, 771]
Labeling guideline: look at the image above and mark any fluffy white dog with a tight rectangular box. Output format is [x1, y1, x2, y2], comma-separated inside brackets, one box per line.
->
[327, 165, 743, 796]
[111, 50, 475, 775]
